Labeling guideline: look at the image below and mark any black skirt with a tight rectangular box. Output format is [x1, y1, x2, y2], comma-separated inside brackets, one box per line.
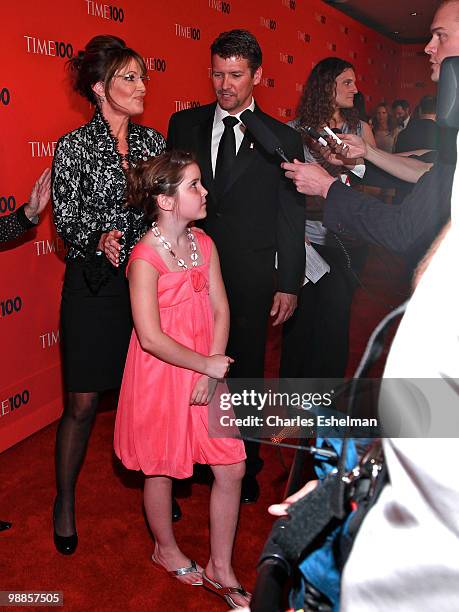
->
[60, 259, 132, 393]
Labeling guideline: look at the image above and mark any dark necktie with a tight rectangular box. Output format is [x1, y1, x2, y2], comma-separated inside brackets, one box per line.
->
[215, 115, 239, 194]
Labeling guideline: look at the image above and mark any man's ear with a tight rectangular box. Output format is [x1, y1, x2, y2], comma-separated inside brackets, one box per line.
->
[253, 66, 263, 86]
[157, 194, 174, 212]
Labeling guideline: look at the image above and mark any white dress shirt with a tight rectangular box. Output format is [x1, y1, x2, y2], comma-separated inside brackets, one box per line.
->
[400, 115, 411, 130]
[211, 98, 256, 176]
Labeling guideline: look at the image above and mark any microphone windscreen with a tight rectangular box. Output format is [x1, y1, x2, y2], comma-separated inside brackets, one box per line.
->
[240, 109, 283, 155]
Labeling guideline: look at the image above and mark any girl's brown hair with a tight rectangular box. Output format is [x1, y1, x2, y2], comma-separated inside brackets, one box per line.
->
[126, 150, 196, 223]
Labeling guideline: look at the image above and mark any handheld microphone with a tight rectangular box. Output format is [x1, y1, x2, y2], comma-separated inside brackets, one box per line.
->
[323, 125, 347, 148]
[299, 125, 328, 147]
[240, 109, 291, 162]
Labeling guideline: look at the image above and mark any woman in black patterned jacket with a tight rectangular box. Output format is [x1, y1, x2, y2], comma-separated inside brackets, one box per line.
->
[51, 35, 165, 555]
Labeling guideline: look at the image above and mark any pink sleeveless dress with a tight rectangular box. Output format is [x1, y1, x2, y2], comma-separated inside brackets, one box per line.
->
[114, 229, 246, 477]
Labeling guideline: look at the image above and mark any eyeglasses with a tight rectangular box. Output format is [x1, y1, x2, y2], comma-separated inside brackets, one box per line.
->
[114, 73, 150, 84]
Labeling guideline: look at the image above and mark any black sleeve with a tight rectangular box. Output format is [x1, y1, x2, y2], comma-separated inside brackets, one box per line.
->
[0, 205, 36, 244]
[276, 128, 306, 294]
[166, 113, 179, 151]
[52, 136, 102, 256]
[322, 161, 454, 253]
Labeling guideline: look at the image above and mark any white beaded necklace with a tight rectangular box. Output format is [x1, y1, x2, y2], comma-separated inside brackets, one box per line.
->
[151, 221, 199, 270]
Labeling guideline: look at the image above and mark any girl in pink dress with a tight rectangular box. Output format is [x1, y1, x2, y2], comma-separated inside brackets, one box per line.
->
[114, 151, 249, 609]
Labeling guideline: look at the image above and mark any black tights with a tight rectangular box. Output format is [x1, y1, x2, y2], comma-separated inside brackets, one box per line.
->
[54, 392, 98, 536]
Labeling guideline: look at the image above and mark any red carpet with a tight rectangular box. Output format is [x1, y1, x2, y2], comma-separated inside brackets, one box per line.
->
[0, 244, 409, 611]
[1, 409, 295, 611]
[345, 245, 410, 377]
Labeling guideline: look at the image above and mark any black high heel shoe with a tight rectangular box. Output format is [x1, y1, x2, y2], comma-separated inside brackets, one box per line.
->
[0, 520, 12, 531]
[53, 499, 78, 555]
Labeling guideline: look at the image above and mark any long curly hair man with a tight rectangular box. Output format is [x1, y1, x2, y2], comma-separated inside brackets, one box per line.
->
[296, 57, 359, 135]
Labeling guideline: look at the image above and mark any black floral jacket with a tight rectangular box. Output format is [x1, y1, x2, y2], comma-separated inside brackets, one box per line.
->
[52, 110, 165, 270]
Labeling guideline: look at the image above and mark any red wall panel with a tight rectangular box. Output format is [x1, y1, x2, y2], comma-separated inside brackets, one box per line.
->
[397, 43, 437, 110]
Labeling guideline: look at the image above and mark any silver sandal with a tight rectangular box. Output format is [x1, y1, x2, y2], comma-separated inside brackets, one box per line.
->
[202, 571, 251, 609]
[152, 556, 203, 586]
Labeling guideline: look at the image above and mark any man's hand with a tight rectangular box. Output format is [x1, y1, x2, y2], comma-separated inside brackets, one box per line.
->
[270, 292, 297, 326]
[98, 229, 123, 266]
[24, 168, 51, 220]
[282, 160, 336, 197]
[268, 479, 319, 516]
[190, 375, 218, 405]
[338, 134, 368, 159]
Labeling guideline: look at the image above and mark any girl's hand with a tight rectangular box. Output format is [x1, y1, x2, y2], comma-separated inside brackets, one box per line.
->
[204, 354, 234, 379]
[190, 375, 218, 405]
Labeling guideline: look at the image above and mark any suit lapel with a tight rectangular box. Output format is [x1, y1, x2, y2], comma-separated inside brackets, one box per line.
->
[218, 103, 264, 198]
[194, 102, 262, 201]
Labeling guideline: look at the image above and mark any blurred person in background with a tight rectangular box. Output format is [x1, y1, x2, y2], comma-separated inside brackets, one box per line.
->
[372, 102, 399, 153]
[392, 98, 411, 130]
[394, 95, 440, 153]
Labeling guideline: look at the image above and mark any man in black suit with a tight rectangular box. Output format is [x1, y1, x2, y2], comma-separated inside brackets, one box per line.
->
[285, 151, 453, 262]
[167, 29, 305, 503]
[280, 0, 458, 260]
[394, 95, 440, 154]
[392, 99, 411, 130]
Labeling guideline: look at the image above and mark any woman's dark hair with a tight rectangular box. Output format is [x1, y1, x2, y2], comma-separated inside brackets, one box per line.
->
[67, 35, 146, 106]
[126, 151, 196, 223]
[296, 57, 359, 134]
[211, 29, 262, 74]
[353, 91, 368, 122]
[372, 102, 397, 133]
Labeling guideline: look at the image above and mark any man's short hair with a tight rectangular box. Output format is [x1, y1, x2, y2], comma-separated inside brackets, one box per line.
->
[419, 95, 437, 115]
[392, 99, 410, 111]
[210, 29, 262, 74]
[440, 0, 459, 18]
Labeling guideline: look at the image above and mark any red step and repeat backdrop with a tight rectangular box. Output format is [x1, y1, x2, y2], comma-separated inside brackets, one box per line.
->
[399, 43, 437, 107]
[0, 0, 433, 452]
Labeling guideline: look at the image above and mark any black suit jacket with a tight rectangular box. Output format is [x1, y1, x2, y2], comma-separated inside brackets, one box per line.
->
[322, 160, 454, 262]
[167, 102, 305, 295]
[394, 118, 440, 154]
